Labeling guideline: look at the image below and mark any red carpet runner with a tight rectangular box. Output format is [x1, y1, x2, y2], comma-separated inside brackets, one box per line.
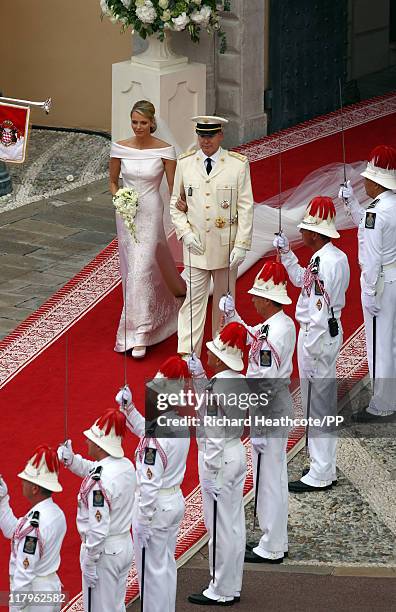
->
[0, 92, 395, 610]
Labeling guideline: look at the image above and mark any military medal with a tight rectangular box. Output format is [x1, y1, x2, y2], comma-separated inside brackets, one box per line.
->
[215, 216, 226, 228]
[23, 558, 29, 569]
[95, 510, 102, 522]
[221, 200, 230, 209]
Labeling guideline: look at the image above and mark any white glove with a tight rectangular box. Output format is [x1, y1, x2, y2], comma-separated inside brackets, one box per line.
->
[302, 355, 318, 380]
[272, 232, 289, 253]
[115, 385, 133, 411]
[81, 555, 98, 588]
[338, 180, 354, 202]
[0, 475, 8, 500]
[57, 439, 74, 467]
[251, 437, 267, 453]
[219, 292, 235, 317]
[182, 232, 204, 256]
[229, 247, 246, 270]
[201, 478, 221, 500]
[134, 521, 152, 548]
[362, 292, 380, 317]
[188, 353, 206, 379]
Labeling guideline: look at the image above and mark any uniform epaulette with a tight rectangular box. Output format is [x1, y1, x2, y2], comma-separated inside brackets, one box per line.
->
[229, 151, 248, 162]
[178, 149, 196, 160]
[30, 511, 40, 527]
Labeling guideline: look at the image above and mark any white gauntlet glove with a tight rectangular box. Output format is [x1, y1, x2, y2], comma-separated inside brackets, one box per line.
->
[229, 247, 246, 270]
[182, 232, 204, 256]
[201, 477, 222, 500]
[57, 439, 74, 467]
[187, 352, 206, 379]
[219, 293, 235, 317]
[362, 292, 380, 317]
[338, 180, 355, 202]
[272, 232, 290, 253]
[115, 385, 133, 414]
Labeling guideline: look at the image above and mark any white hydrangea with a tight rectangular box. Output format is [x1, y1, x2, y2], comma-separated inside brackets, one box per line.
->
[158, 0, 169, 8]
[193, 0, 202, 5]
[136, 0, 157, 24]
[172, 12, 190, 31]
[191, 5, 212, 26]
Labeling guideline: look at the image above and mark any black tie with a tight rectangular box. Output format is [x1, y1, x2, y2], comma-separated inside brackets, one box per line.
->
[205, 158, 213, 175]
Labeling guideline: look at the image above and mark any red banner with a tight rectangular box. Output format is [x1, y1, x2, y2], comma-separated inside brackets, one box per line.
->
[0, 102, 30, 164]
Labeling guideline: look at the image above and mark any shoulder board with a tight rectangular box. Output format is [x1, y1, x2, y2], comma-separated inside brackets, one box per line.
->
[228, 151, 248, 162]
[91, 466, 103, 481]
[30, 511, 40, 528]
[178, 149, 196, 160]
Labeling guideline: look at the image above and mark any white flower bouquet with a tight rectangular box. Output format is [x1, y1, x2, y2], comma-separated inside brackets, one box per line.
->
[112, 187, 139, 240]
[100, 0, 231, 52]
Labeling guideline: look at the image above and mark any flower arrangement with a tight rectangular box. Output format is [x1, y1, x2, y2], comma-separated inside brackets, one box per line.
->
[100, 0, 231, 53]
[112, 187, 139, 240]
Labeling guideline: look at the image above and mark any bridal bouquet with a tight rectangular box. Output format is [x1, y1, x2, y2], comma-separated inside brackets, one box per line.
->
[100, 0, 231, 52]
[113, 187, 139, 240]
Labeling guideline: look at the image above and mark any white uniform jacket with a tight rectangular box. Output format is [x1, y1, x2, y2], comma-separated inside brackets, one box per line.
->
[0, 496, 66, 601]
[170, 147, 254, 270]
[281, 242, 350, 363]
[70, 455, 136, 559]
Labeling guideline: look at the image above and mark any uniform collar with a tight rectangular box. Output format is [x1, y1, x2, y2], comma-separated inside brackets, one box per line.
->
[262, 310, 284, 326]
[27, 497, 53, 517]
[310, 241, 333, 262]
[376, 190, 394, 204]
[199, 146, 222, 164]
[213, 368, 236, 379]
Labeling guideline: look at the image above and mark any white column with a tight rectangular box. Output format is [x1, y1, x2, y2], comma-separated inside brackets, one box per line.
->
[112, 33, 206, 152]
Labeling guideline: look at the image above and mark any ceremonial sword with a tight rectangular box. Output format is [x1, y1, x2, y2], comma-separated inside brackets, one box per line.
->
[0, 96, 52, 114]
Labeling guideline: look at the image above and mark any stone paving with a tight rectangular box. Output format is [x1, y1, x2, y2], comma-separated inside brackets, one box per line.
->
[0, 129, 115, 338]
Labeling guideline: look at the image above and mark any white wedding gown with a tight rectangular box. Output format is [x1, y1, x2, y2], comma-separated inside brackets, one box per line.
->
[110, 143, 181, 352]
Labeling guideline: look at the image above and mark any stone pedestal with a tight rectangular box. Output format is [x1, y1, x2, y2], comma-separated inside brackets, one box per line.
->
[112, 35, 206, 151]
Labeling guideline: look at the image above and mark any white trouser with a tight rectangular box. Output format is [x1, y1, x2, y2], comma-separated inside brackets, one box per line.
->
[133, 489, 185, 612]
[252, 435, 289, 556]
[81, 533, 133, 612]
[10, 574, 61, 612]
[362, 278, 396, 414]
[198, 442, 246, 599]
[177, 266, 237, 356]
[298, 328, 342, 486]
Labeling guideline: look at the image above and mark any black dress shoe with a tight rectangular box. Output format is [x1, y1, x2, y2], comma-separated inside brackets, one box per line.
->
[244, 549, 284, 564]
[301, 468, 337, 486]
[288, 479, 333, 493]
[188, 593, 234, 606]
[351, 409, 396, 423]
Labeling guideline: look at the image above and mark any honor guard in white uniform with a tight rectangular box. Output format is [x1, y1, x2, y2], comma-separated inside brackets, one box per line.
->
[187, 323, 247, 606]
[339, 145, 396, 421]
[57, 408, 136, 612]
[170, 116, 254, 356]
[222, 261, 296, 562]
[117, 356, 190, 612]
[274, 197, 350, 492]
[0, 446, 66, 612]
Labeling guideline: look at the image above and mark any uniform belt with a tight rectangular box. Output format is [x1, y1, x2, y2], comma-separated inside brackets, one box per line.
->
[300, 320, 339, 332]
[382, 261, 396, 272]
[158, 485, 180, 496]
[81, 531, 130, 544]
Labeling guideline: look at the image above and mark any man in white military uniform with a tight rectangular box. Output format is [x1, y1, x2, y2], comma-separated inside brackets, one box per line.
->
[116, 356, 190, 612]
[188, 322, 247, 606]
[339, 145, 396, 421]
[222, 260, 296, 562]
[0, 446, 66, 612]
[274, 196, 350, 492]
[170, 116, 254, 356]
[58, 408, 136, 612]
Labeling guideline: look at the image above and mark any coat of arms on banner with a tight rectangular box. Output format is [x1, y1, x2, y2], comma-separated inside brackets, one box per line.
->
[0, 102, 30, 164]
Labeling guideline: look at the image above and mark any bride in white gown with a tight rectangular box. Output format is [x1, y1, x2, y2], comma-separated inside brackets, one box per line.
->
[109, 100, 186, 359]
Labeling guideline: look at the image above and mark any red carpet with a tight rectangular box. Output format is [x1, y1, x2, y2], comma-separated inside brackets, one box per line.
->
[0, 92, 395, 609]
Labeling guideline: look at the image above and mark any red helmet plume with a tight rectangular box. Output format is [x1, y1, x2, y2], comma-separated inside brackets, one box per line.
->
[158, 355, 189, 379]
[258, 260, 288, 285]
[31, 445, 60, 474]
[307, 196, 336, 220]
[369, 145, 396, 170]
[219, 322, 247, 352]
[96, 408, 127, 437]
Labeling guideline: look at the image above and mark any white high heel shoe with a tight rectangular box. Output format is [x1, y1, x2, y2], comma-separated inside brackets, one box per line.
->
[131, 346, 146, 359]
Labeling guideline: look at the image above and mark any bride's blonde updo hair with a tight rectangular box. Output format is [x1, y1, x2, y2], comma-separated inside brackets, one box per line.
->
[131, 100, 157, 133]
